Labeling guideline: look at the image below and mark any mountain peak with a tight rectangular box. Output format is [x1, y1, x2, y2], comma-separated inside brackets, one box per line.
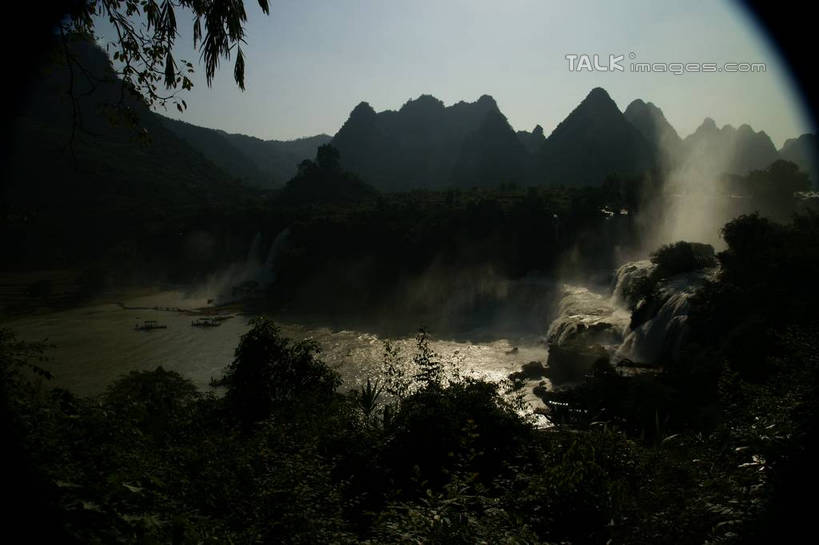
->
[477, 94, 498, 108]
[624, 99, 664, 119]
[568, 87, 620, 120]
[350, 101, 376, 119]
[538, 88, 655, 186]
[587, 87, 611, 99]
[583, 87, 614, 106]
[699, 117, 718, 132]
[400, 94, 445, 113]
[623, 98, 682, 166]
[532, 124, 544, 138]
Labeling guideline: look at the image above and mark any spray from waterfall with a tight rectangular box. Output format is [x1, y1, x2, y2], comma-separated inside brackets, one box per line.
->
[194, 228, 291, 304]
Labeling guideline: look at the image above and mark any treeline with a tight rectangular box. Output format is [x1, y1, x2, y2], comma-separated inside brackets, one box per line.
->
[260, 144, 640, 320]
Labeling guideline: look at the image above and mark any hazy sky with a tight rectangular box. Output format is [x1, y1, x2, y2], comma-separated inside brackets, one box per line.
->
[111, 0, 814, 147]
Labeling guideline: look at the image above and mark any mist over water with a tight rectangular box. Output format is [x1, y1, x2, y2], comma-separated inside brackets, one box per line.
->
[544, 132, 742, 369]
[193, 228, 291, 305]
[645, 148, 733, 251]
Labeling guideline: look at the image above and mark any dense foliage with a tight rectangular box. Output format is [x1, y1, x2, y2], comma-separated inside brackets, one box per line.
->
[212, 317, 341, 426]
[5, 204, 819, 544]
[650, 240, 717, 280]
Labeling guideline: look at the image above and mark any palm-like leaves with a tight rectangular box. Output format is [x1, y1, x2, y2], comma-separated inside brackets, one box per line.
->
[358, 377, 384, 418]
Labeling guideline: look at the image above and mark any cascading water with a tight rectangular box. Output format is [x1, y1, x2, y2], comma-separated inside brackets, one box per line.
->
[545, 285, 630, 348]
[610, 260, 654, 306]
[198, 228, 291, 304]
[260, 228, 290, 284]
[245, 232, 262, 272]
[544, 257, 715, 379]
[615, 269, 712, 363]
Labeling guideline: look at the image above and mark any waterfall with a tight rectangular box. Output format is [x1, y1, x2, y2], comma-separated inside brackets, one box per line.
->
[610, 259, 653, 307]
[544, 258, 715, 377]
[614, 271, 710, 363]
[240, 228, 290, 284]
[545, 285, 630, 348]
[231, 231, 264, 287]
[245, 232, 262, 271]
[198, 229, 291, 305]
[259, 228, 290, 284]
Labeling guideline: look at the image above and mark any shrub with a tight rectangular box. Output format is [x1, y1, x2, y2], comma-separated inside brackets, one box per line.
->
[650, 241, 716, 280]
[212, 317, 341, 425]
[103, 367, 200, 442]
[383, 378, 530, 492]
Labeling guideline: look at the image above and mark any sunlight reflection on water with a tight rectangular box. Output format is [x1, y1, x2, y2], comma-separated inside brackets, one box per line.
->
[2, 290, 550, 411]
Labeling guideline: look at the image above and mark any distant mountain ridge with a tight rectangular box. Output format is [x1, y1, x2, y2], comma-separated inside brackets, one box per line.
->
[779, 133, 819, 188]
[323, 87, 812, 191]
[330, 94, 508, 191]
[158, 116, 331, 188]
[154, 88, 816, 192]
[681, 117, 780, 178]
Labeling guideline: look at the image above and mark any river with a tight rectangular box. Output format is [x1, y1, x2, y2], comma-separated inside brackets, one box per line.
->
[1, 289, 550, 411]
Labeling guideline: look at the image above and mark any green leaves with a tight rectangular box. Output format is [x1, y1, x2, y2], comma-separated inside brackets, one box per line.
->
[163, 50, 174, 88]
[212, 317, 341, 426]
[234, 46, 245, 91]
[357, 377, 384, 418]
[65, 1, 269, 110]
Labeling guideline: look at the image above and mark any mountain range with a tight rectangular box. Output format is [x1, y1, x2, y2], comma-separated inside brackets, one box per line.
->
[9, 39, 819, 202]
[164, 87, 816, 191]
[158, 117, 331, 187]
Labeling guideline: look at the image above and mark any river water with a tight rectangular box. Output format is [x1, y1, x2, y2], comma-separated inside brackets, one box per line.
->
[1, 289, 550, 410]
[2, 255, 708, 420]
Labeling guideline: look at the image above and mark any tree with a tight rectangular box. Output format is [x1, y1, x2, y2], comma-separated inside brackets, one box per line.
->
[212, 317, 340, 425]
[60, 1, 271, 112]
[316, 143, 341, 171]
[278, 144, 379, 205]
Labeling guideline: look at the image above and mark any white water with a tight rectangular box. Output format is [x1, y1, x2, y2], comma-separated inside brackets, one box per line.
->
[615, 272, 704, 362]
[194, 228, 291, 305]
[545, 285, 631, 348]
[545, 259, 711, 366]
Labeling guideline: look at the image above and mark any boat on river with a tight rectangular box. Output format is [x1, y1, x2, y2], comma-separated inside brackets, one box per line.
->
[192, 317, 222, 328]
[134, 320, 167, 331]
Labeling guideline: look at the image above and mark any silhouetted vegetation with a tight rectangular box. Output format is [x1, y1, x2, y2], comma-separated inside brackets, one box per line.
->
[5, 203, 819, 543]
[4, 38, 268, 289]
[650, 241, 717, 280]
[537, 211, 819, 542]
[276, 144, 379, 206]
[721, 159, 812, 221]
[212, 317, 341, 426]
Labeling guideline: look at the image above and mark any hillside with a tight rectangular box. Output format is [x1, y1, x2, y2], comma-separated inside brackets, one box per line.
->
[4, 37, 261, 274]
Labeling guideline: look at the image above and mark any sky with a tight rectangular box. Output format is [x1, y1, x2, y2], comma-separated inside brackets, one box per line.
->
[101, 0, 814, 148]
